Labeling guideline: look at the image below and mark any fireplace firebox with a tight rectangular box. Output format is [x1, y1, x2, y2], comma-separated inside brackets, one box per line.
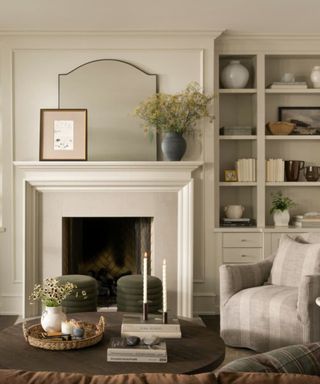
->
[62, 217, 152, 306]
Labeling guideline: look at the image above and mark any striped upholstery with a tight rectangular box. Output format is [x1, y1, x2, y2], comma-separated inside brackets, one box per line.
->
[270, 235, 320, 287]
[220, 237, 320, 352]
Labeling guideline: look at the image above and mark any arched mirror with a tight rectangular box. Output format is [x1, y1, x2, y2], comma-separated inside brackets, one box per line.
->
[59, 59, 158, 161]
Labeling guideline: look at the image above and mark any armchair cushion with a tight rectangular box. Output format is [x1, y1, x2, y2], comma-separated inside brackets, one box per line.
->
[270, 235, 320, 287]
[220, 342, 320, 375]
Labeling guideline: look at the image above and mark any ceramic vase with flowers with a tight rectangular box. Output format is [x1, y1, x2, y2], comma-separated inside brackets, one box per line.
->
[134, 82, 213, 161]
[29, 278, 85, 332]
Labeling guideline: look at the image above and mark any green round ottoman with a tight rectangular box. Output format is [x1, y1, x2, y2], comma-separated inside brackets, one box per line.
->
[117, 274, 162, 313]
[57, 275, 98, 314]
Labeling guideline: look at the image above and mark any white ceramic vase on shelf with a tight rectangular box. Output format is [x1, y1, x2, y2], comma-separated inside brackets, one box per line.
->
[41, 306, 66, 332]
[221, 60, 249, 89]
[273, 209, 290, 227]
[310, 66, 320, 88]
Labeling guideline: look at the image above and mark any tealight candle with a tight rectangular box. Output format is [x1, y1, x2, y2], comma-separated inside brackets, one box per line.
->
[61, 320, 73, 335]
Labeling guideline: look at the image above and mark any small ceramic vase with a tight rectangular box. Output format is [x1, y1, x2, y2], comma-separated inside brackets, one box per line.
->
[273, 209, 290, 227]
[221, 60, 249, 89]
[310, 66, 320, 88]
[41, 306, 66, 332]
[161, 132, 186, 161]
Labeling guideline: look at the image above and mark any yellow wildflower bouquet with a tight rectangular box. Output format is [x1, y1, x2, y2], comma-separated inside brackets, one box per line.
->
[134, 82, 213, 137]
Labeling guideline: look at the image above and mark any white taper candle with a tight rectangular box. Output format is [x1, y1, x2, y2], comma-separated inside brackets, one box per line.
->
[143, 252, 148, 304]
[162, 258, 167, 313]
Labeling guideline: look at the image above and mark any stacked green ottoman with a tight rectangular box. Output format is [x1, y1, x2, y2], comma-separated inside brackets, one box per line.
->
[57, 275, 98, 314]
[117, 275, 162, 313]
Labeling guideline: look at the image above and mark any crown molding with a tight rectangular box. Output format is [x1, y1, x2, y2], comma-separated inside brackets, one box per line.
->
[0, 29, 223, 39]
[219, 31, 320, 41]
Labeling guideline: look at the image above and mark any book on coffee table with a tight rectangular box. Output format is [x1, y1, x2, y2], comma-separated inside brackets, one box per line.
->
[107, 337, 167, 363]
[121, 315, 181, 338]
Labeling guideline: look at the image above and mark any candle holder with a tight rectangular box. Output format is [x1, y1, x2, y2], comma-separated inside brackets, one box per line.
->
[142, 302, 148, 321]
[162, 311, 168, 324]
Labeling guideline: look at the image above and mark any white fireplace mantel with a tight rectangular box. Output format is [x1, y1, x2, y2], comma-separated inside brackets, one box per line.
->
[14, 161, 202, 318]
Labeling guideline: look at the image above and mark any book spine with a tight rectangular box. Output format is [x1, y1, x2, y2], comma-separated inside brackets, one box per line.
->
[121, 325, 181, 332]
[121, 330, 182, 338]
[107, 355, 168, 363]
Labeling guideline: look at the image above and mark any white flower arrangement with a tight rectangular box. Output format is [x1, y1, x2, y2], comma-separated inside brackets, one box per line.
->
[29, 277, 87, 307]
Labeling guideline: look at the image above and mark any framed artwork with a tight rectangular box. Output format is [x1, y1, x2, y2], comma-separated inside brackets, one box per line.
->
[40, 109, 87, 160]
[279, 107, 320, 135]
[224, 170, 238, 182]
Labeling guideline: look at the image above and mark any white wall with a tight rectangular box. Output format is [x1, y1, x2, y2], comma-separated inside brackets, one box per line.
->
[0, 32, 220, 315]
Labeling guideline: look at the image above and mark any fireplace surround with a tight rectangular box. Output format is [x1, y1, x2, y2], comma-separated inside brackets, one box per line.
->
[14, 161, 201, 318]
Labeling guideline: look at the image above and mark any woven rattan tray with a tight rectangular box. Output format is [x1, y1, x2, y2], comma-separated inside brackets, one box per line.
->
[23, 316, 105, 350]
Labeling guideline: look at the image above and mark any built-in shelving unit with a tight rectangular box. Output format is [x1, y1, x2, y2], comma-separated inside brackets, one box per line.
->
[215, 49, 320, 232]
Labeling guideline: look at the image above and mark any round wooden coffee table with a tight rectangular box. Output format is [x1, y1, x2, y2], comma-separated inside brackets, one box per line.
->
[0, 312, 225, 375]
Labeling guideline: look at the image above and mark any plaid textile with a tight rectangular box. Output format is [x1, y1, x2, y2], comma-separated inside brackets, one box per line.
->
[221, 343, 320, 375]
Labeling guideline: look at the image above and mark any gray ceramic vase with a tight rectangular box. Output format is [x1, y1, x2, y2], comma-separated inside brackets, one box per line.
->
[161, 132, 187, 161]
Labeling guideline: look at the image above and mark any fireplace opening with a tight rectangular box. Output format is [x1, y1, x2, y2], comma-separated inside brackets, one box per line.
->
[62, 217, 152, 307]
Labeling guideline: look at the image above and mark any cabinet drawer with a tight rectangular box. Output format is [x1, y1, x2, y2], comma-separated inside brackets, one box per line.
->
[223, 248, 262, 263]
[223, 233, 262, 248]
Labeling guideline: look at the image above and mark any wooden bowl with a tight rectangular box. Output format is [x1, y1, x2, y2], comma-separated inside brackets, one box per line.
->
[267, 121, 295, 135]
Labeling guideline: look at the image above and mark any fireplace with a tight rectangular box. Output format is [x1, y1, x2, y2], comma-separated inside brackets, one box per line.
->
[14, 161, 200, 318]
[62, 217, 152, 306]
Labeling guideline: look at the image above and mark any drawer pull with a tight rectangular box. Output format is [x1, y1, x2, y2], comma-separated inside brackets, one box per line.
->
[241, 239, 247, 242]
[241, 254, 250, 257]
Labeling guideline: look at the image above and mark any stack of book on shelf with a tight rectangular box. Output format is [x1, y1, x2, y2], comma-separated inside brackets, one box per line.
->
[221, 218, 256, 227]
[266, 159, 285, 182]
[301, 213, 320, 228]
[107, 337, 167, 363]
[121, 315, 181, 338]
[268, 81, 308, 89]
[236, 158, 256, 182]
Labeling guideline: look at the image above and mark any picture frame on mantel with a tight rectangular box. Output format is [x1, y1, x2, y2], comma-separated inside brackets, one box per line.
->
[40, 109, 87, 160]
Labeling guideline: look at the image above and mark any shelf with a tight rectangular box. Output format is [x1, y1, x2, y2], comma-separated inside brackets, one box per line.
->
[266, 182, 320, 186]
[266, 135, 320, 140]
[219, 88, 257, 94]
[219, 182, 257, 187]
[219, 135, 257, 140]
[265, 89, 320, 94]
[214, 226, 320, 233]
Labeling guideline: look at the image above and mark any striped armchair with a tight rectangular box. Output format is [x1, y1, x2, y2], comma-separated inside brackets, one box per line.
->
[219, 234, 320, 352]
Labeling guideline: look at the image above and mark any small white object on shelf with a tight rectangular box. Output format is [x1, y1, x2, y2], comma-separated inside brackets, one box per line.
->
[316, 297, 320, 307]
[311, 66, 320, 88]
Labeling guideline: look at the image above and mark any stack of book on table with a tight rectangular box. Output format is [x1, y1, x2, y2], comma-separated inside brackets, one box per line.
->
[236, 158, 256, 182]
[266, 159, 285, 182]
[121, 315, 181, 338]
[221, 218, 256, 227]
[107, 337, 167, 363]
[268, 81, 307, 89]
[301, 213, 320, 228]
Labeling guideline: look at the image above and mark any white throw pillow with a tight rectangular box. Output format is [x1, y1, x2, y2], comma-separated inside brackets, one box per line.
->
[270, 234, 320, 287]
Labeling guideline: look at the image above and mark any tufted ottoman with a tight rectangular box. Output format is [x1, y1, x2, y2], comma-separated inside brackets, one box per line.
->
[57, 274, 98, 314]
[117, 274, 162, 313]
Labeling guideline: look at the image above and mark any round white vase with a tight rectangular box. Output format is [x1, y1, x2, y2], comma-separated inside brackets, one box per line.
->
[273, 209, 290, 227]
[221, 60, 249, 89]
[310, 66, 320, 88]
[41, 306, 66, 332]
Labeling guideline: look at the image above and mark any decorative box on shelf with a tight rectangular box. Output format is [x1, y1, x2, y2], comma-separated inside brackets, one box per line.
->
[220, 126, 254, 135]
[121, 315, 182, 339]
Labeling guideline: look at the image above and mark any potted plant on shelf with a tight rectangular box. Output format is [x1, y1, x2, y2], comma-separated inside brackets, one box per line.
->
[134, 82, 213, 161]
[270, 191, 295, 227]
[29, 277, 86, 332]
